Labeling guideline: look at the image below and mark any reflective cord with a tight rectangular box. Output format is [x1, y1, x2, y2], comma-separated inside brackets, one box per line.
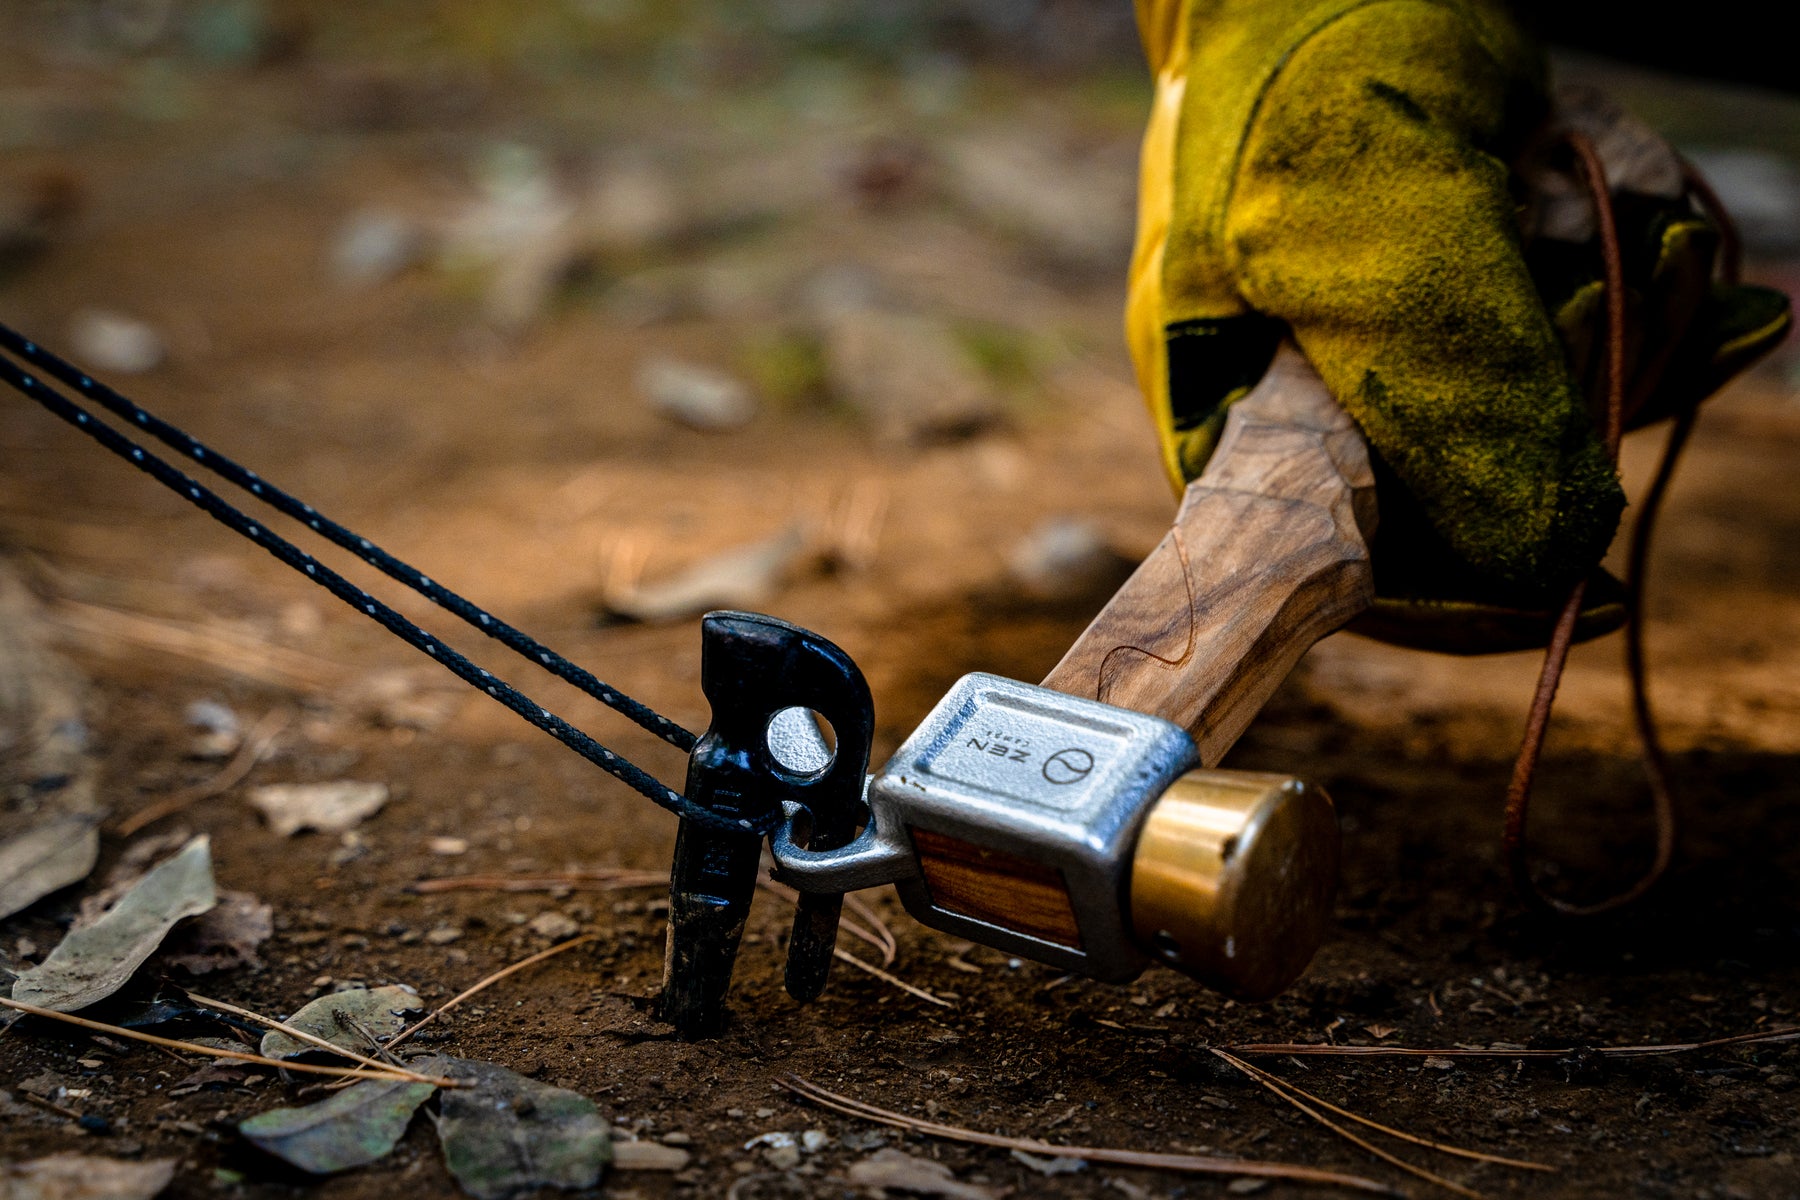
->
[0, 338, 777, 837]
[1501, 130, 1713, 915]
[0, 323, 695, 755]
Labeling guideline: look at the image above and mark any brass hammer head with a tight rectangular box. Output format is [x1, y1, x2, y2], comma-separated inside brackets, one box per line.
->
[1129, 770, 1340, 1000]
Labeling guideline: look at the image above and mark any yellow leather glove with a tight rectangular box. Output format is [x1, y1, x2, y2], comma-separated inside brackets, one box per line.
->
[1128, 0, 1790, 638]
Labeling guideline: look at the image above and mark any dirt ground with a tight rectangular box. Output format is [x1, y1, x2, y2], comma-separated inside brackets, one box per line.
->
[3, 9, 1799, 1199]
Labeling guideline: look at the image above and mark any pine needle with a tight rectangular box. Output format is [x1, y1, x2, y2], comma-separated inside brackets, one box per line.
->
[410, 869, 924, 997]
[843, 891, 898, 966]
[407, 870, 667, 894]
[779, 1073, 1404, 1196]
[1229, 1025, 1800, 1059]
[385, 933, 599, 1053]
[184, 991, 439, 1085]
[115, 708, 289, 837]
[0, 996, 459, 1087]
[1214, 1048, 1551, 1171]
[754, 877, 895, 967]
[831, 948, 953, 1008]
[1212, 1050, 1483, 1199]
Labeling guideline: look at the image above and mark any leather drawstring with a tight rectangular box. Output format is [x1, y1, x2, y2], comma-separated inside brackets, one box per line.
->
[1501, 131, 1737, 915]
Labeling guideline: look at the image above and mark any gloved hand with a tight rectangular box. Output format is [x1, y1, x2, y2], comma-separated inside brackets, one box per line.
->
[1128, 0, 1790, 649]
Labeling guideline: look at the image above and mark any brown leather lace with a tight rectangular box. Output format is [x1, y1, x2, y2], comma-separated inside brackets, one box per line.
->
[1501, 133, 1741, 915]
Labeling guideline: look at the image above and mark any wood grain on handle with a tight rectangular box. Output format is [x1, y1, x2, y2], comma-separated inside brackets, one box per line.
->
[1041, 343, 1378, 766]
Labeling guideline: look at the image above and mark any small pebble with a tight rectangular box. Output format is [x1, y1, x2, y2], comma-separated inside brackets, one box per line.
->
[425, 925, 463, 945]
[636, 356, 756, 431]
[801, 1129, 830, 1153]
[427, 836, 469, 856]
[660, 1131, 693, 1146]
[330, 209, 426, 288]
[184, 699, 242, 760]
[1006, 517, 1128, 601]
[1012, 1149, 1086, 1176]
[745, 1132, 795, 1151]
[68, 309, 165, 374]
[527, 911, 581, 940]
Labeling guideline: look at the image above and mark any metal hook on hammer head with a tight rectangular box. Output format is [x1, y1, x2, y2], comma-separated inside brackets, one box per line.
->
[658, 611, 873, 1039]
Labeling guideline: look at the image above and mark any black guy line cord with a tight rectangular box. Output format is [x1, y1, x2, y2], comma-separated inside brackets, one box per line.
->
[0, 323, 780, 837]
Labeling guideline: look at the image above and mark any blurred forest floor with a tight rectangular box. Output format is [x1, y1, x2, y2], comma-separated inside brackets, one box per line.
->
[3, 4, 1800, 1198]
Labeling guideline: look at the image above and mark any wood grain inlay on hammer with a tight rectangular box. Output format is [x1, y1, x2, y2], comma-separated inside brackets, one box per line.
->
[910, 826, 1083, 949]
[1041, 343, 1377, 766]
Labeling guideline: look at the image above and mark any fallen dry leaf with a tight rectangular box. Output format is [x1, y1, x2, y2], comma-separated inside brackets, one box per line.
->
[11, 835, 217, 1012]
[259, 984, 424, 1060]
[601, 525, 814, 623]
[0, 563, 103, 921]
[0, 1155, 176, 1200]
[74, 829, 195, 926]
[1010, 1148, 1086, 1176]
[421, 1055, 611, 1199]
[845, 1148, 1009, 1199]
[158, 890, 273, 974]
[247, 781, 388, 837]
[0, 813, 101, 922]
[239, 1077, 436, 1174]
[167, 1060, 256, 1096]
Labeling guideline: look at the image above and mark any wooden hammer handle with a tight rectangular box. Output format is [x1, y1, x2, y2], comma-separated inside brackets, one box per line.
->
[1041, 343, 1377, 765]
